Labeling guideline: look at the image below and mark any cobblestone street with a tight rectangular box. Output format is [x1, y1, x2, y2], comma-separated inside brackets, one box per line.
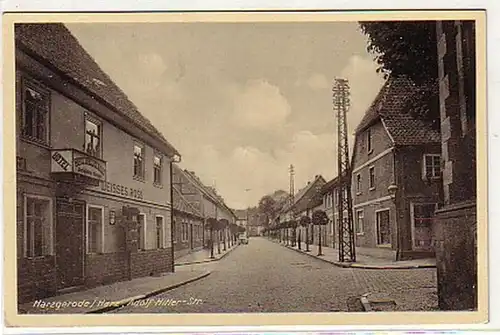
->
[111, 237, 437, 313]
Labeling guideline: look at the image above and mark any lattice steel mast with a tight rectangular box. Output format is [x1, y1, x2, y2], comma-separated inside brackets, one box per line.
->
[333, 78, 356, 263]
[289, 164, 295, 212]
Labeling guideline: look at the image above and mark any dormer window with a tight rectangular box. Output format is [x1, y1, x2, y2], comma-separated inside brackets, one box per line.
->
[367, 128, 373, 153]
[84, 116, 101, 158]
[22, 80, 50, 145]
[133, 143, 145, 180]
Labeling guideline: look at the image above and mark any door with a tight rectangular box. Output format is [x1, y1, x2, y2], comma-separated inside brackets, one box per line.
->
[55, 199, 85, 289]
[189, 223, 193, 249]
[376, 209, 391, 246]
[412, 203, 436, 250]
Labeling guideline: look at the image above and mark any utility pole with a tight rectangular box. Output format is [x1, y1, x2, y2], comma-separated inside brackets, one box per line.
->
[333, 78, 356, 263]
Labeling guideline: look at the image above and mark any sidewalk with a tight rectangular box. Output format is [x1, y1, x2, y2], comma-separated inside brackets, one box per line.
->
[174, 241, 239, 266]
[270, 238, 436, 269]
[18, 266, 210, 314]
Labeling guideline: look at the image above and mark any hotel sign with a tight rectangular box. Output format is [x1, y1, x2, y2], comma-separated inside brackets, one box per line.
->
[51, 149, 106, 181]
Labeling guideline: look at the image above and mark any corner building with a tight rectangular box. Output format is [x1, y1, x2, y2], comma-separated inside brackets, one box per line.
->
[15, 23, 180, 304]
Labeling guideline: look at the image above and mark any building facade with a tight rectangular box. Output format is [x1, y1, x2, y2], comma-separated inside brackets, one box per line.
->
[321, 177, 340, 249]
[351, 76, 442, 260]
[16, 24, 180, 304]
[172, 186, 204, 259]
[171, 166, 206, 259]
[434, 20, 477, 310]
[279, 175, 327, 247]
[173, 168, 237, 254]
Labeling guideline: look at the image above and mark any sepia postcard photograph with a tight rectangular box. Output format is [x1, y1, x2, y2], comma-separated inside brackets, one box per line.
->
[2, 9, 488, 328]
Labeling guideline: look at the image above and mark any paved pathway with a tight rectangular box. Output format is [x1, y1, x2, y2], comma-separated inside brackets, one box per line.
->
[273, 238, 436, 269]
[175, 242, 238, 266]
[18, 266, 210, 314]
[112, 237, 438, 313]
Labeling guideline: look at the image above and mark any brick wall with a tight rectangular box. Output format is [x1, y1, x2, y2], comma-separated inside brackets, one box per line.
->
[85, 252, 128, 288]
[434, 202, 476, 310]
[131, 248, 173, 277]
[17, 256, 57, 304]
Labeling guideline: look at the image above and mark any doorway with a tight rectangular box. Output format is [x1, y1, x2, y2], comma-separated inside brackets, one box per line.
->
[411, 203, 436, 250]
[189, 223, 193, 250]
[376, 209, 391, 246]
[55, 198, 85, 289]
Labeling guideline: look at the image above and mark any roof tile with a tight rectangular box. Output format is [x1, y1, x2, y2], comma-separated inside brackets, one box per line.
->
[15, 23, 179, 155]
[355, 76, 441, 145]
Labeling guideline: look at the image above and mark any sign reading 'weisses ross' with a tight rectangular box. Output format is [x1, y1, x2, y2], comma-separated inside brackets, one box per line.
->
[51, 149, 107, 182]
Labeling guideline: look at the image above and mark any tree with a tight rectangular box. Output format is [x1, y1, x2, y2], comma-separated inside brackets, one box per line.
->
[300, 215, 312, 252]
[359, 21, 440, 127]
[258, 195, 277, 228]
[312, 210, 328, 256]
[257, 190, 289, 227]
[206, 217, 218, 258]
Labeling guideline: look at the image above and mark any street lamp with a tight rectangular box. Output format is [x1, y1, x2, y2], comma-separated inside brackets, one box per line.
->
[387, 183, 402, 261]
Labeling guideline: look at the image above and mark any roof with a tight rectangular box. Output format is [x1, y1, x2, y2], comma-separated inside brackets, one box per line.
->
[321, 176, 340, 194]
[281, 175, 326, 214]
[172, 187, 203, 218]
[180, 168, 237, 219]
[355, 76, 441, 146]
[233, 209, 248, 220]
[15, 23, 180, 157]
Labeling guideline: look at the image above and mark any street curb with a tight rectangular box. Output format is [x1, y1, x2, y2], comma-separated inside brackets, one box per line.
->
[174, 244, 239, 266]
[360, 296, 373, 312]
[271, 239, 436, 270]
[85, 270, 211, 314]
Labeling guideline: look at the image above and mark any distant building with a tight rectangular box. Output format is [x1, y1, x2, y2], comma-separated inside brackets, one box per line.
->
[15, 24, 180, 303]
[350, 75, 442, 261]
[175, 169, 237, 252]
[278, 175, 327, 246]
[234, 209, 248, 230]
[320, 177, 340, 248]
[171, 167, 205, 258]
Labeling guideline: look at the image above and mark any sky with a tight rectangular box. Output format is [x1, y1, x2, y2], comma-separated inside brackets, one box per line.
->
[66, 21, 385, 210]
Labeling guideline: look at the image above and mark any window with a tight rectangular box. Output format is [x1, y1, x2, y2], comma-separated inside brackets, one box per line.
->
[137, 214, 146, 250]
[22, 81, 50, 144]
[172, 220, 177, 243]
[369, 166, 375, 189]
[84, 116, 101, 158]
[25, 196, 52, 257]
[153, 154, 162, 185]
[156, 216, 164, 249]
[367, 128, 372, 153]
[182, 222, 189, 242]
[355, 210, 364, 234]
[87, 206, 103, 253]
[356, 174, 362, 193]
[133, 144, 145, 180]
[423, 154, 441, 179]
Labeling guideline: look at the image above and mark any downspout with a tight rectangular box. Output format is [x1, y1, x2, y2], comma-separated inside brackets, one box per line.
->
[170, 154, 182, 273]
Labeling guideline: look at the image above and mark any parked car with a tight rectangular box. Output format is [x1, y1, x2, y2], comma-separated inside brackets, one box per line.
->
[238, 233, 249, 245]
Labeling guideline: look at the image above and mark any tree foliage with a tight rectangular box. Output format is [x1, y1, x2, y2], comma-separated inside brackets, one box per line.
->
[257, 190, 289, 227]
[312, 210, 329, 226]
[359, 21, 440, 126]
